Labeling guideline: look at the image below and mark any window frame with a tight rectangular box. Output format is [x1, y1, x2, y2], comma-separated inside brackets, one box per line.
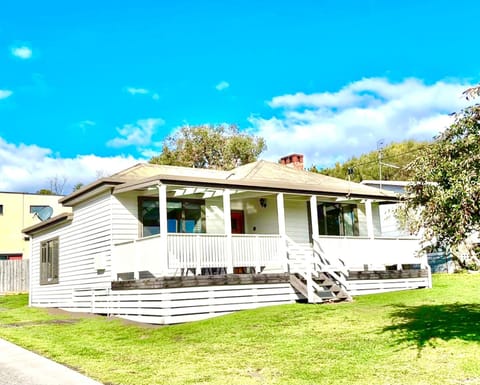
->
[40, 237, 59, 285]
[317, 202, 359, 236]
[138, 197, 206, 237]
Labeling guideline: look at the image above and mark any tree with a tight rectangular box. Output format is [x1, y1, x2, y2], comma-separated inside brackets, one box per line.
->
[463, 85, 480, 100]
[36, 176, 68, 196]
[36, 188, 54, 195]
[312, 140, 430, 182]
[402, 104, 480, 268]
[149, 124, 266, 170]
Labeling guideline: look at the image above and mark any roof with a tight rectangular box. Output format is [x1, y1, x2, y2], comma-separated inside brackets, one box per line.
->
[22, 212, 73, 235]
[60, 160, 397, 206]
[0, 191, 64, 197]
[360, 180, 411, 187]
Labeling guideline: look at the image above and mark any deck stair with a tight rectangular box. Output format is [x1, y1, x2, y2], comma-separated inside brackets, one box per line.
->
[286, 237, 351, 303]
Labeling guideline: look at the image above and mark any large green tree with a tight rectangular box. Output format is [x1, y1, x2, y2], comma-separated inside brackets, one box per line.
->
[312, 140, 430, 182]
[149, 124, 266, 170]
[402, 104, 480, 267]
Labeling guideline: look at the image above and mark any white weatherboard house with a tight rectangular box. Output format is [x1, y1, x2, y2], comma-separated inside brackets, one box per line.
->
[23, 155, 431, 324]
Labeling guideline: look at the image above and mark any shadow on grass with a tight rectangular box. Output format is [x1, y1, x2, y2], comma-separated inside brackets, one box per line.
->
[384, 303, 480, 351]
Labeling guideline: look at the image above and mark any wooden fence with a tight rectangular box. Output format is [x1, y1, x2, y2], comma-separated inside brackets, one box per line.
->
[0, 260, 29, 293]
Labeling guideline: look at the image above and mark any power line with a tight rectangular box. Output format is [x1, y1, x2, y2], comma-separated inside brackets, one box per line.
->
[335, 144, 430, 170]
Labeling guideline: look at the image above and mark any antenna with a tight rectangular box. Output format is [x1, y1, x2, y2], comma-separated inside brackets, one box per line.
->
[35, 206, 54, 221]
[377, 139, 385, 189]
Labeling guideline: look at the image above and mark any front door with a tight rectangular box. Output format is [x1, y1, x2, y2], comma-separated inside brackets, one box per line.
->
[231, 210, 245, 234]
[231, 210, 246, 274]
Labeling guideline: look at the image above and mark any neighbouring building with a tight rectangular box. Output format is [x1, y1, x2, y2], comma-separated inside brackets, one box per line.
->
[0, 192, 68, 260]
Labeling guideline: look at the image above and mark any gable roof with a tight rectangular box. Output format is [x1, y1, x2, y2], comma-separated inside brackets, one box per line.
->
[22, 212, 73, 235]
[60, 160, 397, 206]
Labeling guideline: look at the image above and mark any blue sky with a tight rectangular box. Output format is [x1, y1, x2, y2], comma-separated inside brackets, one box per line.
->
[1, 0, 479, 192]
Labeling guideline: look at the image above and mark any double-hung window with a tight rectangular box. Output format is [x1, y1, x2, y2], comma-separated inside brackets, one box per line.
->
[40, 238, 59, 285]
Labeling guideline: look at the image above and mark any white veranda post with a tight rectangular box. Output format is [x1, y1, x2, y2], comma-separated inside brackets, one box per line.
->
[364, 199, 375, 240]
[223, 189, 233, 273]
[276, 193, 288, 271]
[158, 184, 168, 274]
[309, 195, 319, 240]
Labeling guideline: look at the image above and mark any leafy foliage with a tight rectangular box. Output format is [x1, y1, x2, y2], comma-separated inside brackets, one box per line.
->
[312, 140, 430, 182]
[36, 188, 54, 195]
[403, 105, 480, 256]
[149, 124, 266, 170]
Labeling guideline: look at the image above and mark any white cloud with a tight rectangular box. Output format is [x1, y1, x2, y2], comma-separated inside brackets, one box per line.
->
[0, 89, 13, 99]
[11, 46, 32, 59]
[215, 81, 230, 91]
[77, 120, 96, 133]
[0, 137, 142, 193]
[78, 120, 96, 127]
[125, 87, 160, 100]
[250, 77, 476, 169]
[126, 87, 149, 95]
[107, 118, 164, 148]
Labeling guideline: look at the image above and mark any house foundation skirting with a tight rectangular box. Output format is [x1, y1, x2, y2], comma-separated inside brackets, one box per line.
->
[64, 270, 430, 325]
[71, 281, 302, 325]
[346, 269, 430, 296]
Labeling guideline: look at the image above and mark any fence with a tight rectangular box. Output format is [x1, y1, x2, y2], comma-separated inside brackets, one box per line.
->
[0, 260, 29, 293]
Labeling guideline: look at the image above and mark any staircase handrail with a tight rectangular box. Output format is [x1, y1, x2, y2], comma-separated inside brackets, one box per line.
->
[311, 238, 350, 293]
[312, 237, 349, 277]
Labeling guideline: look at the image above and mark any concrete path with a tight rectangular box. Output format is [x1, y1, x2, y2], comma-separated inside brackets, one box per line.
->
[0, 338, 103, 385]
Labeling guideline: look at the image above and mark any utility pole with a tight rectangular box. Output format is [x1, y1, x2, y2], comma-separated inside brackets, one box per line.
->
[377, 139, 385, 189]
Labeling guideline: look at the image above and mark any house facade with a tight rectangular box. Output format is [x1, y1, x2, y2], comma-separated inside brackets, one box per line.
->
[24, 159, 431, 324]
[0, 192, 67, 260]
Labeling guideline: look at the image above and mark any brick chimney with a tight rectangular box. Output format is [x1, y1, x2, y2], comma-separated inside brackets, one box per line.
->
[279, 154, 304, 171]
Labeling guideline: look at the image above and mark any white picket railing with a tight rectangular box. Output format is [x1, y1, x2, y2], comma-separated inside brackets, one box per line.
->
[113, 233, 285, 277]
[232, 234, 284, 267]
[167, 234, 228, 270]
[112, 233, 429, 280]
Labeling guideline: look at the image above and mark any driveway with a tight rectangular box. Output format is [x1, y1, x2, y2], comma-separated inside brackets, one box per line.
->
[0, 338, 102, 385]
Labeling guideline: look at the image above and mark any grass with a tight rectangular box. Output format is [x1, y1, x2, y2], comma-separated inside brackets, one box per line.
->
[1, 274, 480, 385]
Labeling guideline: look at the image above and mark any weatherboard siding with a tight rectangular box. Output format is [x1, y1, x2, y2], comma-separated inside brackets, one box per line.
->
[111, 192, 139, 243]
[30, 192, 113, 308]
[284, 200, 310, 243]
[244, 196, 279, 235]
[205, 197, 225, 234]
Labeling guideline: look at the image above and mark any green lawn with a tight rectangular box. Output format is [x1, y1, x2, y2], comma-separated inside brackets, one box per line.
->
[1, 274, 480, 385]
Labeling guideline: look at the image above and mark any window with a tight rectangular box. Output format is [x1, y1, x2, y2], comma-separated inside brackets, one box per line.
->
[139, 198, 205, 236]
[168, 201, 204, 233]
[0, 204, 3, 215]
[318, 203, 359, 236]
[40, 238, 59, 285]
[30, 205, 51, 215]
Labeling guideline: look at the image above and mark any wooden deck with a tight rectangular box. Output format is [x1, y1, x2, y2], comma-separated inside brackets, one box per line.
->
[347, 269, 429, 280]
[111, 273, 291, 290]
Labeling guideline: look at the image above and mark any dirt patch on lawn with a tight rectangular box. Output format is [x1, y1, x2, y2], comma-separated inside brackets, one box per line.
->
[45, 307, 102, 319]
[3, 319, 80, 328]
[45, 307, 163, 328]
